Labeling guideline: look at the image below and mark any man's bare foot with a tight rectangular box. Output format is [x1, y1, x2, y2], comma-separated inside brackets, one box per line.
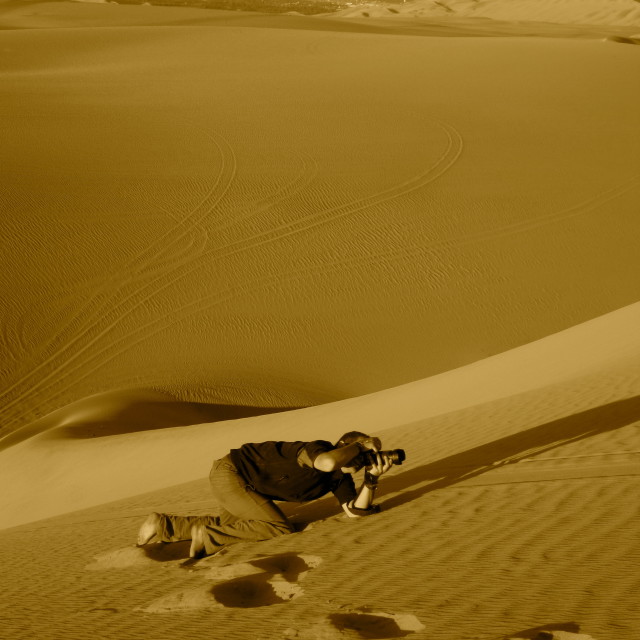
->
[189, 523, 206, 558]
[137, 512, 161, 546]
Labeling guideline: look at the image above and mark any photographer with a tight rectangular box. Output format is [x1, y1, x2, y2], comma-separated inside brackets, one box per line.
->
[137, 431, 397, 558]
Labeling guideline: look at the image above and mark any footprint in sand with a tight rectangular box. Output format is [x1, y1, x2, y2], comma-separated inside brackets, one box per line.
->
[140, 552, 322, 613]
[85, 540, 192, 570]
[286, 606, 425, 639]
[506, 629, 598, 640]
[85, 546, 155, 570]
[207, 552, 322, 608]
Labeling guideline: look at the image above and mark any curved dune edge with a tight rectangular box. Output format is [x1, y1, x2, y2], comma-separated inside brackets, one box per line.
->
[1, 301, 639, 530]
[335, 0, 640, 28]
[2, 2, 640, 441]
[0, 388, 299, 451]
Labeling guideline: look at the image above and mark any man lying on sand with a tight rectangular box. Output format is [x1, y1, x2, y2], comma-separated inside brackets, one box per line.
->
[137, 431, 394, 558]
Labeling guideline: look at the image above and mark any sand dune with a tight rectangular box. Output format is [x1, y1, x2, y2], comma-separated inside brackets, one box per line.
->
[336, 0, 640, 28]
[1, 300, 640, 529]
[1, 2, 640, 639]
[2, 1, 639, 440]
[1, 302, 638, 639]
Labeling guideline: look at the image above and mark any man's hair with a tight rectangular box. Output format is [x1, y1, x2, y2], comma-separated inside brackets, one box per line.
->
[335, 431, 369, 447]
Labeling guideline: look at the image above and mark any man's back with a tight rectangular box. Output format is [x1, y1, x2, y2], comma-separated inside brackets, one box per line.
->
[229, 440, 355, 503]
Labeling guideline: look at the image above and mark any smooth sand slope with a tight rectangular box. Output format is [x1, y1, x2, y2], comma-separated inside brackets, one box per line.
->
[1, 2, 640, 639]
[1, 1, 640, 439]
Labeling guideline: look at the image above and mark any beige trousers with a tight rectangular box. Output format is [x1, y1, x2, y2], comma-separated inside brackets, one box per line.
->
[156, 455, 293, 555]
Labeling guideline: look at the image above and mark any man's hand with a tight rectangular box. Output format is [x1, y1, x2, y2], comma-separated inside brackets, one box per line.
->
[367, 451, 393, 477]
[358, 436, 381, 452]
[345, 450, 392, 517]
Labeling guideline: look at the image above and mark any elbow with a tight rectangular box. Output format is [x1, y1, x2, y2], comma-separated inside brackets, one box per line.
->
[313, 452, 338, 472]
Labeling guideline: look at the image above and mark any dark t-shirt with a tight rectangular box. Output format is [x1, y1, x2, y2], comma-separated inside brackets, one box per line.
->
[229, 440, 357, 505]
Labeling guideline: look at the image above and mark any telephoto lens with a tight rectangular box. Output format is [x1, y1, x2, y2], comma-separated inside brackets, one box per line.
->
[387, 449, 406, 465]
[363, 449, 406, 466]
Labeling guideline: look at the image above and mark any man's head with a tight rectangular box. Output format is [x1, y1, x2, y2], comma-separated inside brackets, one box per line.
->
[335, 431, 370, 448]
[335, 431, 371, 473]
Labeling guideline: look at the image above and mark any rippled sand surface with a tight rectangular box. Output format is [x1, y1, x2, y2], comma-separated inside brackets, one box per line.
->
[1, 2, 639, 639]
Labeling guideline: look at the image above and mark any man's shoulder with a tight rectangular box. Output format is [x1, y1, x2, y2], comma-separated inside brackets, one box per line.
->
[296, 440, 335, 467]
[238, 440, 332, 459]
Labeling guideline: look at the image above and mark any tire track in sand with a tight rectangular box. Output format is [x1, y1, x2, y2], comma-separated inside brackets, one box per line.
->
[0, 129, 319, 430]
[0, 121, 463, 431]
[281, 172, 640, 281]
[56, 118, 462, 340]
[58, 118, 461, 345]
[0, 126, 237, 425]
[3, 123, 636, 434]
[22, 166, 638, 420]
[2, 127, 313, 421]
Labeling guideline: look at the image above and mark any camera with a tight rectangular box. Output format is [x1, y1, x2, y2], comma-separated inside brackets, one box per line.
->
[357, 448, 406, 468]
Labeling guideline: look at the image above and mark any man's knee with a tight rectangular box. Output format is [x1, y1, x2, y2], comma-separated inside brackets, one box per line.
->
[271, 519, 294, 537]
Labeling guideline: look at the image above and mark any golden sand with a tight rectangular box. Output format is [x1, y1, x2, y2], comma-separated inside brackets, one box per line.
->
[1, 2, 639, 638]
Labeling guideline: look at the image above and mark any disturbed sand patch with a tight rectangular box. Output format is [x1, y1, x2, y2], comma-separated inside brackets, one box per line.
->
[285, 607, 426, 639]
[137, 552, 323, 611]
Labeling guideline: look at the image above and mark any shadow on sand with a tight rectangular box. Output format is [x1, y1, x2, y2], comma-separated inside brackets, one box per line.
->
[504, 621, 581, 639]
[380, 394, 640, 511]
[132, 396, 640, 563]
[291, 395, 640, 524]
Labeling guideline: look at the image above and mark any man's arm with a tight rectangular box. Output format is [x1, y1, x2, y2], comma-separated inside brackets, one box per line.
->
[313, 437, 381, 472]
[343, 452, 393, 517]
